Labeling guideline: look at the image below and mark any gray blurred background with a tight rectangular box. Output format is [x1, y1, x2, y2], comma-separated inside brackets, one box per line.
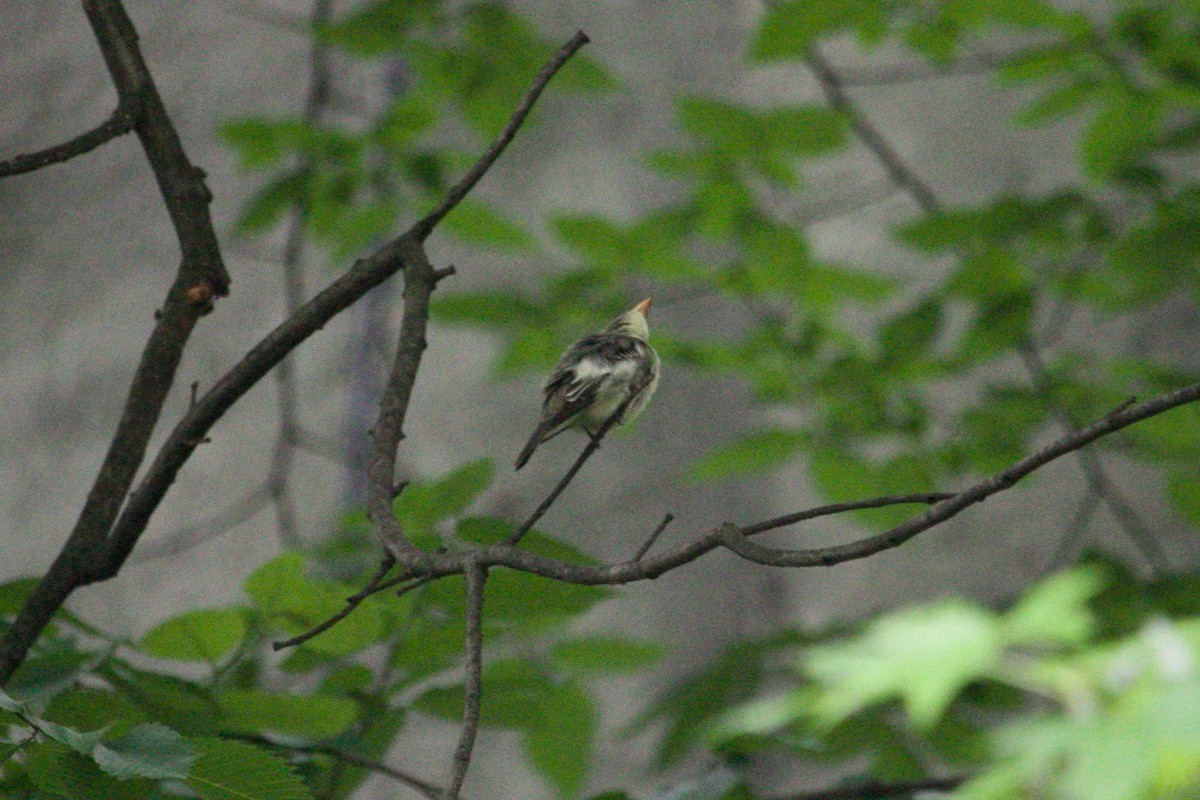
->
[1, 0, 1189, 797]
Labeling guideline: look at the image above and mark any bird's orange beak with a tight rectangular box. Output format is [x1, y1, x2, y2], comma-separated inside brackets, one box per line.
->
[633, 297, 652, 315]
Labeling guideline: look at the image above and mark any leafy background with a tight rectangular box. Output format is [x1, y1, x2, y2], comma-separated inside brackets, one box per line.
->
[3, 0, 1200, 798]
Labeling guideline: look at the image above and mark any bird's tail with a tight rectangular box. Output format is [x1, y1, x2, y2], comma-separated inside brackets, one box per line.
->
[515, 424, 547, 471]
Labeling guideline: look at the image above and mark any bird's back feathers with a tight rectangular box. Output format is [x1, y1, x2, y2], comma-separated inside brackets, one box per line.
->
[515, 303, 659, 470]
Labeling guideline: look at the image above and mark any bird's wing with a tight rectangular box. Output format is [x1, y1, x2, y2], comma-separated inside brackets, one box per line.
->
[539, 334, 644, 432]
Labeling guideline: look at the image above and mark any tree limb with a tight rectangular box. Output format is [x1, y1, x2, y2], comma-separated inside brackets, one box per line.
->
[0, 0, 229, 685]
[442, 559, 487, 800]
[0, 106, 135, 177]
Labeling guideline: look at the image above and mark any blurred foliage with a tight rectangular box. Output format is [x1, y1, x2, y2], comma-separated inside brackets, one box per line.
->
[6, 0, 1200, 799]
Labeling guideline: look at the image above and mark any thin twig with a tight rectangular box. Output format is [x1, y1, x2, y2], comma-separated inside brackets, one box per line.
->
[808, 47, 1169, 572]
[272, 555, 398, 650]
[740, 493, 953, 536]
[505, 396, 635, 547]
[412, 30, 590, 240]
[1018, 344, 1170, 573]
[131, 484, 272, 563]
[768, 774, 965, 800]
[267, 0, 335, 548]
[442, 560, 487, 800]
[633, 513, 675, 561]
[1048, 489, 1100, 572]
[806, 46, 939, 215]
[714, 391, 1195, 568]
[234, 735, 443, 800]
[0, 106, 136, 177]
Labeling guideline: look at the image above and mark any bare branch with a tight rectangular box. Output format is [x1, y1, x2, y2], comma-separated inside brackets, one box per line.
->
[364, 381, 1200, 587]
[442, 559, 487, 800]
[411, 30, 590, 240]
[807, 46, 939, 215]
[0, 106, 135, 177]
[767, 775, 965, 800]
[271, 555, 400, 651]
[0, 0, 229, 685]
[633, 513, 675, 561]
[715, 391, 1195, 568]
[808, 48, 1169, 572]
[267, 0, 335, 548]
[236, 735, 444, 800]
[505, 396, 636, 548]
[1017, 343, 1170, 572]
[0, 21, 589, 685]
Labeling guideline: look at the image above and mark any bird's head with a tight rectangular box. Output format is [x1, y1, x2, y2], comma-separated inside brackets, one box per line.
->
[602, 297, 652, 340]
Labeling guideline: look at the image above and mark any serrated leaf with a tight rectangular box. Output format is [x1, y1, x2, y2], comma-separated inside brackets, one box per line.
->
[551, 637, 664, 674]
[139, 608, 248, 663]
[525, 680, 595, 797]
[217, 689, 359, 738]
[185, 737, 313, 800]
[25, 740, 152, 800]
[91, 723, 194, 780]
[102, 661, 222, 736]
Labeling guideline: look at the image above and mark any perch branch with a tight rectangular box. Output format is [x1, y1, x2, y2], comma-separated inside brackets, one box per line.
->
[442, 559, 487, 800]
[0, 106, 136, 177]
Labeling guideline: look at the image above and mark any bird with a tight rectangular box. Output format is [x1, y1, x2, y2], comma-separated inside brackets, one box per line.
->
[515, 297, 660, 470]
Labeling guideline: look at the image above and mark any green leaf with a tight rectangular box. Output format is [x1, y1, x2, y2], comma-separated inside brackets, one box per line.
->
[414, 660, 550, 729]
[442, 199, 534, 250]
[551, 637, 665, 674]
[43, 688, 146, 738]
[245, 553, 385, 656]
[751, 0, 885, 61]
[314, 0, 438, 57]
[553, 213, 629, 263]
[1081, 90, 1163, 180]
[432, 290, 545, 328]
[1002, 567, 1103, 646]
[1166, 468, 1200, 523]
[879, 298, 943, 364]
[393, 459, 495, 536]
[139, 608, 248, 663]
[102, 662, 222, 736]
[217, 689, 359, 738]
[957, 291, 1032, 361]
[0, 577, 39, 615]
[24, 740, 152, 800]
[185, 737, 313, 800]
[630, 639, 778, 766]
[760, 106, 847, 155]
[806, 602, 1002, 730]
[234, 172, 305, 234]
[219, 118, 312, 171]
[689, 430, 807, 481]
[525, 680, 595, 797]
[91, 723, 195, 780]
